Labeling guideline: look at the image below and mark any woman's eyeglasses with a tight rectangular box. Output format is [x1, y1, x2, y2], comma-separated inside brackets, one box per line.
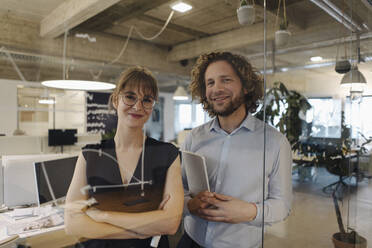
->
[120, 93, 155, 110]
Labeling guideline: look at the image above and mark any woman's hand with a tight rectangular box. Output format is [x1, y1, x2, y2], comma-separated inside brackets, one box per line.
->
[86, 207, 107, 222]
[64, 200, 93, 218]
[158, 194, 170, 210]
[85, 207, 150, 239]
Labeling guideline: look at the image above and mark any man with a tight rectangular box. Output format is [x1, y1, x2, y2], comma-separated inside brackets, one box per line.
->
[178, 52, 292, 248]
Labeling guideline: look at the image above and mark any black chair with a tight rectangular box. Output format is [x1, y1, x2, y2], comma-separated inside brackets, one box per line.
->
[321, 155, 358, 199]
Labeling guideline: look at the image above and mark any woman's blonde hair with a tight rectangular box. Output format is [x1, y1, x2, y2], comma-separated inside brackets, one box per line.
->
[190, 52, 263, 116]
[109, 66, 158, 109]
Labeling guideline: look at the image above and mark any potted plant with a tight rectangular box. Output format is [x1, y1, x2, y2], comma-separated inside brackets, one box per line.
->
[275, 0, 291, 47]
[255, 81, 311, 147]
[335, 40, 351, 74]
[334, 8, 351, 74]
[335, 59, 351, 74]
[257, 82, 316, 179]
[237, 0, 255, 25]
[255, 82, 312, 180]
[332, 191, 367, 248]
[275, 19, 291, 47]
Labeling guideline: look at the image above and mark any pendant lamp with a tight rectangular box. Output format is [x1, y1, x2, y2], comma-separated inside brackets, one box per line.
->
[340, 66, 367, 90]
[173, 85, 189, 101]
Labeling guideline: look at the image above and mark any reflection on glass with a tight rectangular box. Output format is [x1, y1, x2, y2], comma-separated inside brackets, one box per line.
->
[195, 104, 205, 126]
[306, 98, 342, 138]
[174, 102, 210, 137]
[179, 104, 192, 125]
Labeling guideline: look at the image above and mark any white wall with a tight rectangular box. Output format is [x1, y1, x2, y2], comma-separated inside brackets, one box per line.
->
[52, 91, 85, 132]
[267, 65, 372, 98]
[0, 79, 86, 137]
[159, 92, 175, 142]
[0, 133, 101, 156]
[0, 79, 17, 136]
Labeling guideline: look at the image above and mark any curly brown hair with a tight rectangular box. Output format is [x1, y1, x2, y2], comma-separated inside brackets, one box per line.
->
[190, 52, 263, 116]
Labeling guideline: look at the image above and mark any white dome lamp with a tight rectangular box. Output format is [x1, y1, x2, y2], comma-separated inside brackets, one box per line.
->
[41, 80, 116, 91]
[41, 30, 116, 91]
[173, 85, 189, 101]
[340, 65, 367, 102]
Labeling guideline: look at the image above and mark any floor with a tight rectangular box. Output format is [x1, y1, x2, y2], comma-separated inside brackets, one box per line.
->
[64, 167, 371, 248]
[170, 167, 372, 248]
[264, 167, 372, 248]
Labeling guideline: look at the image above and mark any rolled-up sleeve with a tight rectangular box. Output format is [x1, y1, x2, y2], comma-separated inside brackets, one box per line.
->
[250, 136, 293, 226]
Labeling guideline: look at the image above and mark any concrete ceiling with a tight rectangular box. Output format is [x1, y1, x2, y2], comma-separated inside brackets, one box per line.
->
[0, 0, 372, 93]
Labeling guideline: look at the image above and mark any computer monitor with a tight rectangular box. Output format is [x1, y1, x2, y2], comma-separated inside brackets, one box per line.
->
[48, 129, 77, 146]
[34, 156, 78, 205]
[3, 154, 71, 207]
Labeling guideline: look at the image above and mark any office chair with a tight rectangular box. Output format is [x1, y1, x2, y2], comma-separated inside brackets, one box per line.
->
[321, 155, 358, 200]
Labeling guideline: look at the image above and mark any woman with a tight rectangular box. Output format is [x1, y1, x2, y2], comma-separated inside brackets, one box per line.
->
[65, 66, 184, 248]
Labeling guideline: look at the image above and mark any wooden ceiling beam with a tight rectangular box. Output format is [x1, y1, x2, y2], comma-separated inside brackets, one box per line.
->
[255, 1, 307, 30]
[137, 15, 209, 39]
[168, 23, 269, 62]
[40, 0, 122, 38]
[2, 15, 190, 78]
[77, 0, 171, 31]
[167, 18, 342, 62]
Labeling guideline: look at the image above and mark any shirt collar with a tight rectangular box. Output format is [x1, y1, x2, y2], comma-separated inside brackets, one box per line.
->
[209, 113, 256, 133]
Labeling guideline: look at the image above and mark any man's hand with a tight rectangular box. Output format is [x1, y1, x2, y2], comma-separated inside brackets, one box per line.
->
[187, 191, 215, 218]
[199, 193, 257, 224]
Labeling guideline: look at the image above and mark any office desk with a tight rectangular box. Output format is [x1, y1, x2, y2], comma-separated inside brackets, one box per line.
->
[0, 206, 79, 248]
[24, 226, 78, 248]
[0, 234, 18, 248]
[0, 225, 79, 248]
[292, 154, 317, 181]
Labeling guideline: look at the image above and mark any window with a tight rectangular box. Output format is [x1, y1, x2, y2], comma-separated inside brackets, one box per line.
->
[345, 96, 372, 139]
[17, 87, 85, 136]
[174, 101, 210, 136]
[306, 98, 342, 138]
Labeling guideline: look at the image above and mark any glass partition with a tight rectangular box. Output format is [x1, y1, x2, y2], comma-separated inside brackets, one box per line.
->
[1, 1, 372, 248]
[262, 1, 372, 247]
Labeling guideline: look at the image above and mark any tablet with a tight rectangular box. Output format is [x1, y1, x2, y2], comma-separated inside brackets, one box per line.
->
[181, 151, 210, 196]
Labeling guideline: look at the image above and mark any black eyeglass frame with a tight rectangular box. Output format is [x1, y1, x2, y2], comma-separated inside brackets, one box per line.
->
[119, 93, 156, 110]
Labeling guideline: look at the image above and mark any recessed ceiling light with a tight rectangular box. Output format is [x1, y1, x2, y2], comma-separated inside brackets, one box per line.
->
[171, 2, 192, 13]
[310, 56, 323, 62]
[41, 80, 116, 91]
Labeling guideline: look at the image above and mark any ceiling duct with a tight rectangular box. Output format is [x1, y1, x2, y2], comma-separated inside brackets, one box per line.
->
[0, 51, 42, 64]
[361, 0, 372, 11]
[322, 0, 362, 31]
[0, 49, 123, 75]
[309, 0, 362, 32]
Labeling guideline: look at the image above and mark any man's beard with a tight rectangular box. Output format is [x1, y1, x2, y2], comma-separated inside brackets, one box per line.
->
[208, 91, 245, 117]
